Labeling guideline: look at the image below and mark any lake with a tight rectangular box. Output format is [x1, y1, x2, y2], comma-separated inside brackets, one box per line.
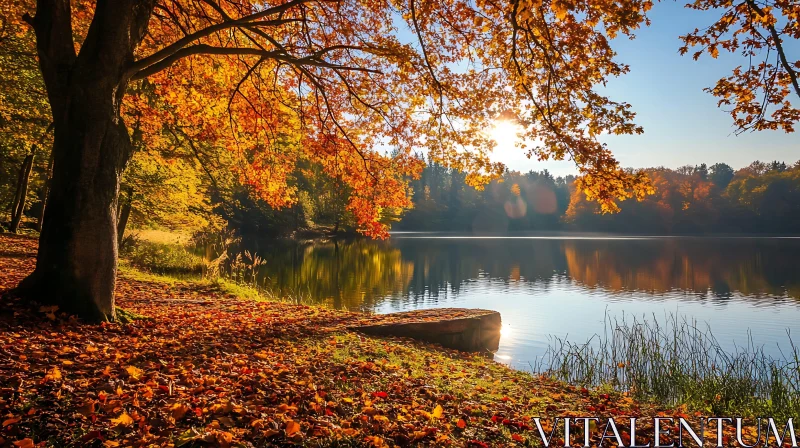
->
[231, 234, 800, 369]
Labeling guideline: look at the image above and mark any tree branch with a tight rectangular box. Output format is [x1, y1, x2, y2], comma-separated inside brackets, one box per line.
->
[130, 44, 381, 80]
[745, 0, 800, 100]
[125, 0, 324, 80]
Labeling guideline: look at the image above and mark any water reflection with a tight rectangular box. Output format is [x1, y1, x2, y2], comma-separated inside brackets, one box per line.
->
[560, 238, 800, 302]
[242, 236, 800, 308]
[236, 239, 414, 310]
[231, 235, 800, 366]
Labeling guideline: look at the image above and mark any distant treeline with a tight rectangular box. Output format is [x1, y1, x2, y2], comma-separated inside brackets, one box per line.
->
[7, 147, 797, 237]
[396, 162, 574, 232]
[395, 159, 800, 234]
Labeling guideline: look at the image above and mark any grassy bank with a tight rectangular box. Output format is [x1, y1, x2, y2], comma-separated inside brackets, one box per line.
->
[118, 241, 306, 306]
[120, 236, 205, 278]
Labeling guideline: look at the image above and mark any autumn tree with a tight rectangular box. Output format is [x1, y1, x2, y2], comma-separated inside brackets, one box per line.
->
[564, 160, 800, 234]
[709, 162, 735, 188]
[117, 146, 220, 247]
[680, 0, 799, 133]
[11, 0, 657, 320]
[726, 162, 800, 232]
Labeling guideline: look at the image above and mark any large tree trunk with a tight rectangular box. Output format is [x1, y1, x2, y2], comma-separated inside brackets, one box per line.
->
[14, 0, 155, 321]
[15, 86, 133, 320]
[10, 153, 35, 233]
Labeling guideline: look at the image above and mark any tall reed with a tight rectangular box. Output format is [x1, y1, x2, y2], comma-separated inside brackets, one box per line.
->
[536, 312, 800, 420]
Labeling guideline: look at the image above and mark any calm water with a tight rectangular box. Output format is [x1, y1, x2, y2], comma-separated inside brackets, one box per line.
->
[232, 234, 800, 368]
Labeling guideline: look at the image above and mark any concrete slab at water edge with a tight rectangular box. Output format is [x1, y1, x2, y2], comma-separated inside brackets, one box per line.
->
[349, 308, 501, 353]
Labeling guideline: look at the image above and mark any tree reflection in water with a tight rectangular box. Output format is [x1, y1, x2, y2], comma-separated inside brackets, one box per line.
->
[228, 236, 800, 310]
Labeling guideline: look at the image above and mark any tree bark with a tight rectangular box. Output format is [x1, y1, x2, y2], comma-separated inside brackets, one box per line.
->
[117, 187, 133, 249]
[14, 0, 155, 322]
[10, 153, 35, 233]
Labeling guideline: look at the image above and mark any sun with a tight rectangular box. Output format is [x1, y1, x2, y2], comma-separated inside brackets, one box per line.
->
[488, 119, 523, 155]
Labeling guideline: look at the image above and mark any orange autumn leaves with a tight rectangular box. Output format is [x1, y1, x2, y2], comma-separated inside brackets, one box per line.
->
[679, 0, 800, 133]
[122, 18, 424, 238]
[14, 0, 796, 235]
[120, 0, 429, 238]
[11, 0, 670, 237]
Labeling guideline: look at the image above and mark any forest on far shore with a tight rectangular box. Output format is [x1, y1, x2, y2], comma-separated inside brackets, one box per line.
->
[397, 158, 800, 235]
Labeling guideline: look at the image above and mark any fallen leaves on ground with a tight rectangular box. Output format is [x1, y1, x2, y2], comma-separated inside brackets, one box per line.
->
[0, 235, 740, 447]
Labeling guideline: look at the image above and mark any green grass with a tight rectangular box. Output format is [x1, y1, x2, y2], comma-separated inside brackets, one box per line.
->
[115, 307, 149, 323]
[317, 333, 547, 407]
[118, 261, 200, 284]
[119, 237, 309, 305]
[536, 312, 800, 420]
[210, 277, 267, 301]
[299, 332, 591, 443]
[120, 240, 204, 276]
[119, 250, 313, 307]
[120, 259, 270, 300]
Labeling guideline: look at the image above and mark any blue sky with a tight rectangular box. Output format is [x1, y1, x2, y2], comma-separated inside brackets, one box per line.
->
[494, 1, 799, 177]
